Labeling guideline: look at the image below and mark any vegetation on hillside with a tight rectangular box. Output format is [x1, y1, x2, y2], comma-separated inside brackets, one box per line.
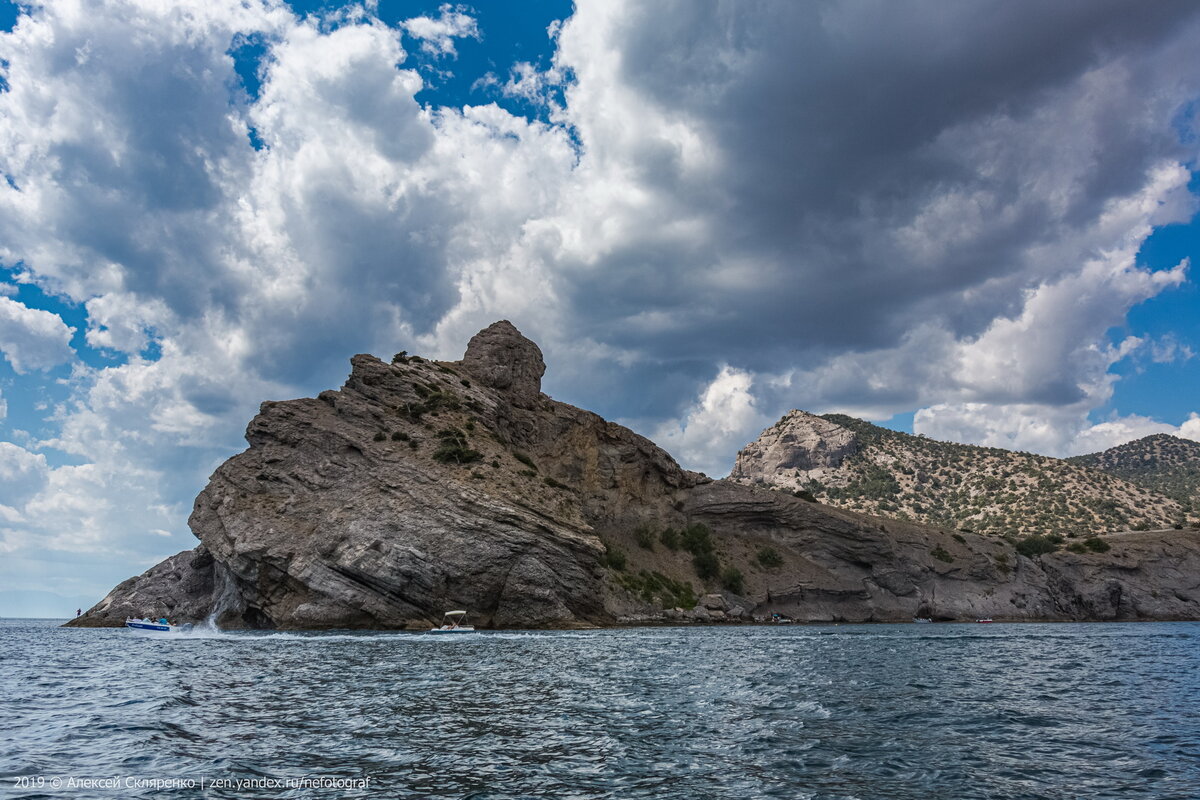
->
[1067, 433, 1200, 513]
[736, 412, 1195, 536]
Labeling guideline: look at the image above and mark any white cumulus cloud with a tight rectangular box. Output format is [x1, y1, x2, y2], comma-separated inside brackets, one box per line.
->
[0, 296, 75, 372]
[650, 366, 768, 477]
[1179, 413, 1200, 443]
[399, 3, 479, 57]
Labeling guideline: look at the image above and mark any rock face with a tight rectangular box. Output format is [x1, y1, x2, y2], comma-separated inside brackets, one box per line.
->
[73, 321, 697, 629]
[684, 481, 1200, 623]
[70, 323, 1200, 629]
[68, 547, 217, 627]
[730, 410, 859, 484]
[461, 320, 546, 408]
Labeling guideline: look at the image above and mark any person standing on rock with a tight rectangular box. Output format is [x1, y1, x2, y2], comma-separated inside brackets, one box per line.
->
[75, 608, 81, 617]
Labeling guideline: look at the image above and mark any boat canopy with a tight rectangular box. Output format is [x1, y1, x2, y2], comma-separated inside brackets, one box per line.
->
[444, 610, 468, 617]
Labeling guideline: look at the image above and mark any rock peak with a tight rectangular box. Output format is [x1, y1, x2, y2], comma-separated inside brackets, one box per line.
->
[730, 409, 859, 485]
[461, 320, 545, 407]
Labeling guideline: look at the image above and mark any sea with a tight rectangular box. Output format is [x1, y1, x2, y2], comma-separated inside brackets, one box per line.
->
[2, 618, 1198, 800]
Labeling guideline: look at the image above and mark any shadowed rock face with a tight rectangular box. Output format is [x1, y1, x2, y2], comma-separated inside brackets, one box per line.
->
[684, 482, 1200, 623]
[68, 547, 217, 627]
[70, 323, 1200, 630]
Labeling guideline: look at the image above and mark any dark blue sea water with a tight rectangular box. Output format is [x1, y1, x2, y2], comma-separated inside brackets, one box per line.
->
[2, 619, 1199, 799]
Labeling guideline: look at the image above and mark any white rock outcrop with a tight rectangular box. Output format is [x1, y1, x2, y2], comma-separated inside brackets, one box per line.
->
[730, 410, 859, 489]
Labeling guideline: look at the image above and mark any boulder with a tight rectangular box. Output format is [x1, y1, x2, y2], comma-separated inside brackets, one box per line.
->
[461, 320, 546, 408]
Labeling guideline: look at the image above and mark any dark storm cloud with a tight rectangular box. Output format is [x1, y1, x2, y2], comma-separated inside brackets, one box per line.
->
[559, 0, 1200, 384]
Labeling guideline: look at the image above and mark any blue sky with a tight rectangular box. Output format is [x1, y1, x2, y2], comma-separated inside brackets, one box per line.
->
[1, 0, 1199, 616]
[1106, 214, 1200, 424]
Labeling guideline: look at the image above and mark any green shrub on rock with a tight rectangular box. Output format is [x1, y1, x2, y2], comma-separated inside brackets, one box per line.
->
[756, 546, 783, 569]
[617, 570, 695, 608]
[433, 442, 482, 464]
[602, 542, 627, 571]
[721, 566, 745, 594]
[681, 523, 715, 555]
[1015, 534, 1059, 558]
[659, 527, 681, 550]
[431, 427, 481, 465]
[693, 551, 720, 581]
[634, 525, 656, 550]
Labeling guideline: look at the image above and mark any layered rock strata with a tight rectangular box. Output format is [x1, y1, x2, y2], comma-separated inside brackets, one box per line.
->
[71, 323, 1200, 629]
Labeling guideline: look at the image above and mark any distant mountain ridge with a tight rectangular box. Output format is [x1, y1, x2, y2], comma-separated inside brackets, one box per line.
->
[1067, 433, 1200, 513]
[731, 411, 1197, 536]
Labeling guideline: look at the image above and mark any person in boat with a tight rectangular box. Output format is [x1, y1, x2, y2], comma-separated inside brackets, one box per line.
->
[159, 617, 168, 625]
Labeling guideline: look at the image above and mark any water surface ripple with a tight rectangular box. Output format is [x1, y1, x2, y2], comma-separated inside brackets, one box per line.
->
[3, 620, 1199, 799]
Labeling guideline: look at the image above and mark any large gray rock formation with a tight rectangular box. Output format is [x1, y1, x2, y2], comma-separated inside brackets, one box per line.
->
[70, 323, 1200, 629]
[73, 321, 697, 629]
[730, 410, 859, 488]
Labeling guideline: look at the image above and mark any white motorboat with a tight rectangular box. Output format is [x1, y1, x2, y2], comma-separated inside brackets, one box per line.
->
[125, 617, 192, 634]
[429, 610, 476, 634]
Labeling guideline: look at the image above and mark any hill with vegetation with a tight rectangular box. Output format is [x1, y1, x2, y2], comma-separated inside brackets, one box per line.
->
[1067, 433, 1200, 514]
[731, 411, 1196, 537]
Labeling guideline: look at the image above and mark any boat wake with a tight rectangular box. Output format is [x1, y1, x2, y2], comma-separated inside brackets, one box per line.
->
[126, 620, 229, 640]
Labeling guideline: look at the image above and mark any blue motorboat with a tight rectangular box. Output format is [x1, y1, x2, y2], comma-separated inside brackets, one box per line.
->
[125, 617, 192, 634]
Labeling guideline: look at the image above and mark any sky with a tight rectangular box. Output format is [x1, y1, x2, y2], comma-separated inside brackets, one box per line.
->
[1, 0, 1199, 616]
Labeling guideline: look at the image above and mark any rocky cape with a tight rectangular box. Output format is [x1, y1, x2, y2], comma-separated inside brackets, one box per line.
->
[71, 323, 1200, 629]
